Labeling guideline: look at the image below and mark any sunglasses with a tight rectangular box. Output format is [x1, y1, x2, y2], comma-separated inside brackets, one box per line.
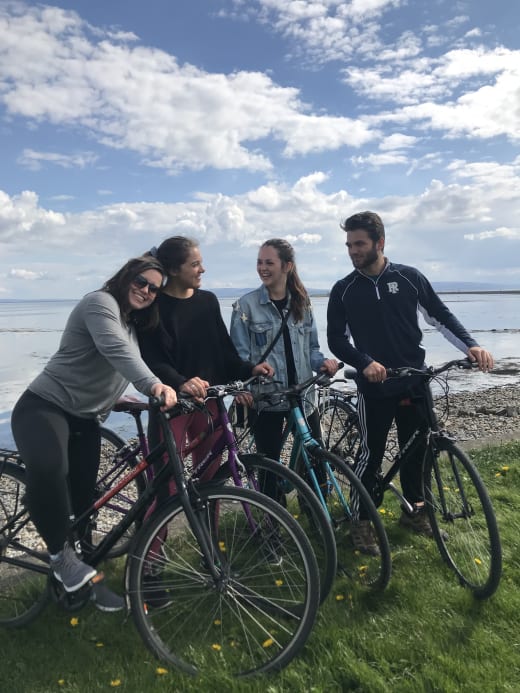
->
[132, 274, 161, 294]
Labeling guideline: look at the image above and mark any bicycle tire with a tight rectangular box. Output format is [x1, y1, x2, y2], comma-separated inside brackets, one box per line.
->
[0, 461, 50, 627]
[318, 395, 359, 462]
[127, 484, 320, 677]
[92, 427, 146, 558]
[231, 453, 337, 604]
[295, 448, 392, 590]
[425, 437, 502, 599]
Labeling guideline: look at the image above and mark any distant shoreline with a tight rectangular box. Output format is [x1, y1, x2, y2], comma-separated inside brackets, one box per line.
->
[1, 289, 520, 303]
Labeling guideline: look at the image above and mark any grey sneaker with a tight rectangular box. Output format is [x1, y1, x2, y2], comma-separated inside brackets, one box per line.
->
[50, 543, 97, 592]
[350, 520, 381, 556]
[90, 581, 125, 612]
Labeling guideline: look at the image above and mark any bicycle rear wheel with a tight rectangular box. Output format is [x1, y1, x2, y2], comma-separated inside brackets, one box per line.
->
[0, 461, 49, 627]
[127, 485, 320, 677]
[425, 438, 502, 599]
[230, 453, 337, 604]
[91, 428, 146, 558]
[295, 448, 391, 590]
[318, 394, 359, 462]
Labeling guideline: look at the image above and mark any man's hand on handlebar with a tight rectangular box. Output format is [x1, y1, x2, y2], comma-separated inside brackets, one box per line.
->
[467, 346, 494, 372]
[150, 383, 177, 410]
[320, 358, 340, 377]
[362, 360, 387, 384]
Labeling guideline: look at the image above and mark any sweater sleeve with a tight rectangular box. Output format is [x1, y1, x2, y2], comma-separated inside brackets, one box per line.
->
[83, 293, 160, 394]
[415, 272, 479, 353]
[138, 324, 187, 390]
[326, 282, 373, 372]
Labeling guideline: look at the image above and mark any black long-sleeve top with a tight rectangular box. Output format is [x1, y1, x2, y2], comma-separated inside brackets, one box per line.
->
[138, 290, 254, 391]
[327, 262, 478, 397]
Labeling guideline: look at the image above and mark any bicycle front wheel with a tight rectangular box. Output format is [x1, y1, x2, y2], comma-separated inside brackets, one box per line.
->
[0, 461, 50, 627]
[127, 485, 320, 677]
[91, 427, 146, 557]
[295, 448, 392, 590]
[319, 394, 359, 462]
[237, 453, 337, 605]
[425, 438, 502, 599]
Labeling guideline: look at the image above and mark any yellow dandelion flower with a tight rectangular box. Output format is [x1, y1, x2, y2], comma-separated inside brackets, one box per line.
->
[95, 642, 104, 648]
[110, 680, 122, 687]
[474, 557, 482, 565]
[58, 680, 65, 686]
[495, 473, 502, 477]
[335, 594, 345, 601]
[292, 514, 299, 519]
[502, 466, 509, 472]
[156, 667, 168, 675]
[218, 541, 226, 552]
[358, 565, 367, 572]
[262, 638, 274, 648]
[212, 643, 222, 651]
[379, 508, 386, 514]
[213, 619, 222, 625]
[69, 617, 79, 627]
[275, 579, 283, 587]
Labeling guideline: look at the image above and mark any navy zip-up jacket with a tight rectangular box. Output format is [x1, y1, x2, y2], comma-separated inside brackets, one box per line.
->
[327, 261, 478, 397]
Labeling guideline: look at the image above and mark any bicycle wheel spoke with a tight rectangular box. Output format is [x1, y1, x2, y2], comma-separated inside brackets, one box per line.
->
[297, 449, 391, 591]
[426, 439, 501, 599]
[128, 486, 319, 677]
[0, 462, 49, 626]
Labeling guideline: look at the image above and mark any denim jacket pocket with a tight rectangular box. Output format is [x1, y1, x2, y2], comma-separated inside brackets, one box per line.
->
[249, 322, 272, 349]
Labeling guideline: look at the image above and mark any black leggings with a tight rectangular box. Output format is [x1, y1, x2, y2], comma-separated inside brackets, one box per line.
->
[11, 390, 101, 554]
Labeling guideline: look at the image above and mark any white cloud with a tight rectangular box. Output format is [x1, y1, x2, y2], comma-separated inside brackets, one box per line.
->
[8, 268, 48, 280]
[0, 3, 376, 174]
[17, 149, 98, 171]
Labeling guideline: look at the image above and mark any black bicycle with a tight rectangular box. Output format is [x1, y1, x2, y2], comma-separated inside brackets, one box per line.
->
[322, 358, 502, 599]
[0, 397, 321, 677]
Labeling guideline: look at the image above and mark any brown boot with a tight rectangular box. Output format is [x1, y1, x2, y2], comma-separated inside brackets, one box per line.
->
[350, 520, 380, 556]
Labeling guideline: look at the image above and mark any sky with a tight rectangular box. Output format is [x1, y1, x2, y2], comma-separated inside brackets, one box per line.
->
[0, 0, 519, 299]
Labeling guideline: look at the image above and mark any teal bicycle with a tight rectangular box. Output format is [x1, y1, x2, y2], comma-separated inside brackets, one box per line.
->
[234, 369, 392, 590]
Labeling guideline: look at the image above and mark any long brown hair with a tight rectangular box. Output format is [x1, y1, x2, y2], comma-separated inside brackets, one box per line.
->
[261, 239, 309, 323]
[102, 256, 165, 329]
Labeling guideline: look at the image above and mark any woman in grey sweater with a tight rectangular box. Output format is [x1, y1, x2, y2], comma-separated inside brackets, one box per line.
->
[11, 256, 176, 608]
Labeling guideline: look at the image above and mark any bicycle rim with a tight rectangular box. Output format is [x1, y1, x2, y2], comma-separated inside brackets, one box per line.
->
[238, 453, 337, 604]
[127, 485, 320, 677]
[93, 428, 146, 558]
[0, 462, 49, 626]
[297, 449, 391, 590]
[319, 397, 359, 463]
[425, 438, 502, 599]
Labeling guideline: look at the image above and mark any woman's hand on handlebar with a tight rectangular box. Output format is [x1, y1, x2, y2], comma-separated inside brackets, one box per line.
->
[363, 360, 387, 383]
[320, 358, 340, 377]
[252, 361, 275, 378]
[150, 383, 177, 410]
[180, 376, 209, 402]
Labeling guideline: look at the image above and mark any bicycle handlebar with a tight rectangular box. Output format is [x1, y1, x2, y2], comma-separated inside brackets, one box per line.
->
[252, 362, 345, 403]
[341, 357, 478, 381]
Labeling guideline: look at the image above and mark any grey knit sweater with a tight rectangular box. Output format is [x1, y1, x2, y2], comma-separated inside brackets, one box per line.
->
[29, 291, 160, 420]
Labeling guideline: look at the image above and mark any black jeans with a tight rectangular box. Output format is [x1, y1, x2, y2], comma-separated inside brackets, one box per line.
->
[250, 408, 323, 502]
[11, 390, 101, 553]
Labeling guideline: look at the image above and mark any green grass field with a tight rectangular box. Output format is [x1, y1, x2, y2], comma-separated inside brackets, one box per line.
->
[1, 441, 519, 693]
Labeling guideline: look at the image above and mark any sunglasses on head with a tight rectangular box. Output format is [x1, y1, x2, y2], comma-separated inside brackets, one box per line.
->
[132, 274, 161, 294]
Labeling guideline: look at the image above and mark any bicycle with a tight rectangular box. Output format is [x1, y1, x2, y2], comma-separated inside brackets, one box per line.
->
[97, 380, 338, 605]
[233, 369, 392, 591]
[0, 396, 321, 677]
[338, 358, 502, 599]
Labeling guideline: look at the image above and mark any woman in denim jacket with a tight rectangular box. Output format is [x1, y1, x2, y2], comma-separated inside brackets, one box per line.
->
[230, 238, 338, 500]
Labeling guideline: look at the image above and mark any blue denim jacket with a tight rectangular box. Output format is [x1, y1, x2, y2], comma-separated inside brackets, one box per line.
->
[230, 285, 326, 411]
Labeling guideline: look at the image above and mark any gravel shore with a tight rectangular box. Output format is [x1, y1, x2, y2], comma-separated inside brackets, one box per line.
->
[434, 384, 520, 450]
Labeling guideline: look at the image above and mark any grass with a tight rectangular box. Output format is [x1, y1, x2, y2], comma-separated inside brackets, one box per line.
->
[1, 441, 519, 692]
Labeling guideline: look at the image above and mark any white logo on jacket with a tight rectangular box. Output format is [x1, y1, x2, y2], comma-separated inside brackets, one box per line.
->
[387, 282, 399, 294]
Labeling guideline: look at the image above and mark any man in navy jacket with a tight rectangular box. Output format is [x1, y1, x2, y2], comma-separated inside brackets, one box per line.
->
[327, 211, 493, 554]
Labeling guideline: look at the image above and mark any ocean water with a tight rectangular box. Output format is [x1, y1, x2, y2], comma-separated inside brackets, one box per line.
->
[1, 293, 519, 447]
